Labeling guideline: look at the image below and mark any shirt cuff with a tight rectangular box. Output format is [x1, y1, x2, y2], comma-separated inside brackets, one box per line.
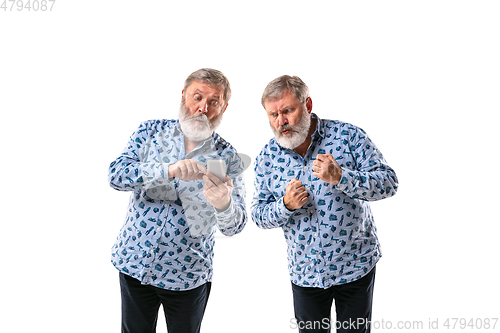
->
[277, 197, 295, 220]
[140, 163, 173, 186]
[334, 167, 350, 192]
[214, 198, 235, 226]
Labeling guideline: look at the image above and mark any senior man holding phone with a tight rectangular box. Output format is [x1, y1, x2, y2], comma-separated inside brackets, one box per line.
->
[108, 68, 247, 333]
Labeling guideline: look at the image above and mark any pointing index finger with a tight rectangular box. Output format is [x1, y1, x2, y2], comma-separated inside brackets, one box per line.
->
[195, 162, 207, 174]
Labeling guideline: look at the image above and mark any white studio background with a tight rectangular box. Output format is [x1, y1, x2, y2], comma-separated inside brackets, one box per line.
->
[1, 1, 499, 332]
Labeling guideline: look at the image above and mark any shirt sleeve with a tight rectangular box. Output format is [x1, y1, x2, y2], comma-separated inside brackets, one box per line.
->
[250, 154, 295, 229]
[214, 174, 247, 236]
[108, 121, 178, 201]
[334, 126, 398, 201]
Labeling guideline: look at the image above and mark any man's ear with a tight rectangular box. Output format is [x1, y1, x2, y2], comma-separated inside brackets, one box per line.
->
[222, 103, 229, 113]
[306, 97, 313, 114]
[181, 89, 185, 101]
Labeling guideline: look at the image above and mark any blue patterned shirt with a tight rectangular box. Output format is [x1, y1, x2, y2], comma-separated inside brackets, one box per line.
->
[109, 119, 246, 291]
[251, 114, 398, 288]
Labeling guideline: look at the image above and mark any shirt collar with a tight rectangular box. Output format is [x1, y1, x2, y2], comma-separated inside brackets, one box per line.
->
[311, 113, 325, 139]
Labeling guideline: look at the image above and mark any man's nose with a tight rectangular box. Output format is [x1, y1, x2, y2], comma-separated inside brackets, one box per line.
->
[277, 113, 287, 126]
[198, 101, 209, 114]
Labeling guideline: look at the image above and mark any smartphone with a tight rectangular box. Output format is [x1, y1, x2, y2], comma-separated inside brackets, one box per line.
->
[207, 160, 227, 181]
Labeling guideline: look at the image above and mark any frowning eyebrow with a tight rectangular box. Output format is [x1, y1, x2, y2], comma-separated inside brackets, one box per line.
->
[268, 104, 299, 113]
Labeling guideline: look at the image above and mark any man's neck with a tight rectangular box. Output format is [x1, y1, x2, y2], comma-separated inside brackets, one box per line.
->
[184, 137, 200, 155]
[294, 117, 318, 158]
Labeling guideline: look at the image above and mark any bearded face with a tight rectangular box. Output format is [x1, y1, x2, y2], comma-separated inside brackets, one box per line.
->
[178, 80, 226, 142]
[178, 99, 224, 142]
[271, 106, 311, 150]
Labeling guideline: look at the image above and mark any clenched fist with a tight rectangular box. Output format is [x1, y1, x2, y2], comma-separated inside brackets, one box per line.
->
[168, 159, 207, 180]
[284, 178, 308, 211]
[312, 153, 342, 185]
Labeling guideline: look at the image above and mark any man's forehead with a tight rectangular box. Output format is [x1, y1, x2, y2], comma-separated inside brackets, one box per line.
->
[187, 80, 224, 97]
[265, 91, 300, 110]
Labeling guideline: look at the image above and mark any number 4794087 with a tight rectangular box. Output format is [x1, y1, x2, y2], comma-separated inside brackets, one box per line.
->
[1, 0, 56, 11]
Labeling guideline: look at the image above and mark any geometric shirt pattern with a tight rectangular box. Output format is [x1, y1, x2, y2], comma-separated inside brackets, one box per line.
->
[251, 114, 398, 288]
[109, 119, 246, 291]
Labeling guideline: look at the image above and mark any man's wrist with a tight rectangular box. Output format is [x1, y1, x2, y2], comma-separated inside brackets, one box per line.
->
[279, 197, 295, 215]
[283, 196, 295, 211]
[214, 198, 231, 213]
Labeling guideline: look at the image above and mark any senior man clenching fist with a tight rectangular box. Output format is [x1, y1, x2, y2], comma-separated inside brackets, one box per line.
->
[251, 75, 398, 333]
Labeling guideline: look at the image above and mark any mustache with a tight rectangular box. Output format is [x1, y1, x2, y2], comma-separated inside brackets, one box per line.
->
[278, 124, 297, 133]
[185, 113, 209, 123]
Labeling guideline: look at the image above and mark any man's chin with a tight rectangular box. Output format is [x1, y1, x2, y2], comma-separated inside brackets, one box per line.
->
[276, 133, 305, 150]
[191, 123, 210, 132]
[180, 121, 212, 141]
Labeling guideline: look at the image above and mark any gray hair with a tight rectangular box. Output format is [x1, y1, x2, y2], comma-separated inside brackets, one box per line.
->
[184, 68, 232, 107]
[261, 75, 310, 107]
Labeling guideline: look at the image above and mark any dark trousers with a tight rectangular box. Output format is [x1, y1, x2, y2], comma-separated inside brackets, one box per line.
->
[292, 266, 376, 333]
[119, 273, 211, 333]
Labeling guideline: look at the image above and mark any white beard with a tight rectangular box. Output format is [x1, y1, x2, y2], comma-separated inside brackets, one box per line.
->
[178, 101, 223, 142]
[272, 109, 311, 150]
